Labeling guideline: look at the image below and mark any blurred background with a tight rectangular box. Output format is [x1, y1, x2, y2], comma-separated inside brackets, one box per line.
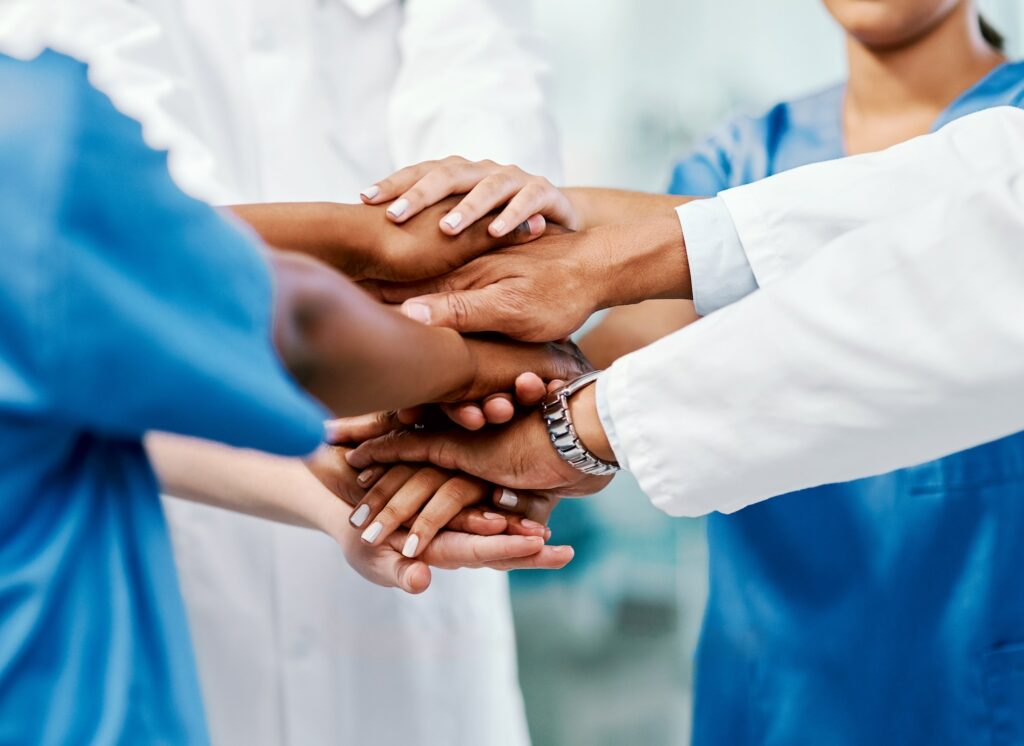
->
[509, 2, 1023, 744]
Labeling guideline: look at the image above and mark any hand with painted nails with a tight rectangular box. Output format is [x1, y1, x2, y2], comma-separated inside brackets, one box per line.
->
[340, 517, 574, 595]
[361, 156, 577, 240]
[229, 198, 541, 284]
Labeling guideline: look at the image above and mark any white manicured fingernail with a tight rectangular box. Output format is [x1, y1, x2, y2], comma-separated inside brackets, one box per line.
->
[402, 302, 432, 324]
[490, 219, 506, 235]
[402, 534, 420, 558]
[441, 212, 463, 230]
[387, 198, 409, 219]
[361, 185, 380, 200]
[362, 521, 383, 543]
[350, 504, 370, 528]
[498, 489, 518, 508]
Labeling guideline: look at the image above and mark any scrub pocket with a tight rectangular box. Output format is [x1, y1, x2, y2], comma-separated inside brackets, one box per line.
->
[983, 642, 1024, 745]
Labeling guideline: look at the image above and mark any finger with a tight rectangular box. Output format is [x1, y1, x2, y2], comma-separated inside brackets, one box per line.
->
[324, 411, 404, 445]
[441, 402, 486, 431]
[360, 160, 440, 204]
[346, 429, 469, 472]
[483, 545, 575, 571]
[389, 159, 500, 224]
[442, 169, 531, 234]
[399, 285, 513, 335]
[499, 491, 557, 528]
[487, 178, 573, 237]
[492, 488, 558, 525]
[406, 476, 489, 556]
[348, 464, 416, 531]
[447, 508, 508, 535]
[305, 446, 364, 506]
[396, 407, 424, 425]
[361, 467, 449, 548]
[504, 514, 549, 537]
[481, 394, 514, 424]
[416, 532, 547, 568]
[396, 559, 433, 594]
[343, 528, 434, 594]
[514, 372, 548, 406]
[353, 464, 387, 490]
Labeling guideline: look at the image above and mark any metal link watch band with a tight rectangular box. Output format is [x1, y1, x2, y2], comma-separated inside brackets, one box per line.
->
[541, 371, 620, 477]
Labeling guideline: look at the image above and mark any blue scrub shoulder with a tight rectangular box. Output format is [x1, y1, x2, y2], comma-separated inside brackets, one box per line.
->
[667, 84, 844, 196]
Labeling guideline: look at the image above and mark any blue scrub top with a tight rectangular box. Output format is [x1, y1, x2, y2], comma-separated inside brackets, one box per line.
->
[0, 52, 326, 744]
[669, 62, 1024, 746]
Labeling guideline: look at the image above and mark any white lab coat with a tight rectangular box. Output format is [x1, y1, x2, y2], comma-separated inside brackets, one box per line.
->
[16, 1, 559, 744]
[600, 106, 1024, 517]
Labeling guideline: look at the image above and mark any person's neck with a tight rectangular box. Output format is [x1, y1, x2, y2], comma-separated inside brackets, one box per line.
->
[845, 7, 1005, 122]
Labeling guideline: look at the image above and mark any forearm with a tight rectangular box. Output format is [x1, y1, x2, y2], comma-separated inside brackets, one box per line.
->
[578, 300, 698, 369]
[147, 433, 350, 543]
[229, 202, 369, 276]
[271, 250, 473, 416]
[564, 188, 695, 230]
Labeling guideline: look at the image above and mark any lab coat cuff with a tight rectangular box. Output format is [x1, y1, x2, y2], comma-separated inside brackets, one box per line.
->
[596, 370, 629, 472]
[601, 356, 688, 512]
[677, 198, 758, 316]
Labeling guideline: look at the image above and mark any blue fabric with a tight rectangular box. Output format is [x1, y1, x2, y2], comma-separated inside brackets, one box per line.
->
[669, 61, 1024, 746]
[0, 51, 325, 745]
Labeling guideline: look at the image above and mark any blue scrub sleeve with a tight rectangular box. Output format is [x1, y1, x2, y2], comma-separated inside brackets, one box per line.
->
[0, 54, 324, 456]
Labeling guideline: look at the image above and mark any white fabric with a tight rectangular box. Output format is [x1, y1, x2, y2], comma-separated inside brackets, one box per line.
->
[14, 1, 560, 744]
[676, 197, 753, 316]
[602, 106, 1024, 516]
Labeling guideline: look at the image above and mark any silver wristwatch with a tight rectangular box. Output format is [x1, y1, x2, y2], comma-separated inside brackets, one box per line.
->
[542, 371, 620, 477]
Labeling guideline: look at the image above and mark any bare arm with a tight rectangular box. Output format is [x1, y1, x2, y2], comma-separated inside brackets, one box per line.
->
[564, 188, 696, 231]
[147, 433, 575, 593]
[268, 250, 588, 417]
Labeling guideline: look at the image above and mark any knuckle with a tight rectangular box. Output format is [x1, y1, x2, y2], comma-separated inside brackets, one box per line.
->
[446, 293, 473, 329]
[375, 504, 404, 527]
[404, 185, 427, 204]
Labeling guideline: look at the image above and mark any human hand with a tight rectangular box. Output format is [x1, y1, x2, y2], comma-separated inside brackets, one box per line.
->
[367, 214, 688, 342]
[361, 156, 578, 238]
[345, 406, 613, 500]
[230, 199, 542, 283]
[339, 520, 575, 595]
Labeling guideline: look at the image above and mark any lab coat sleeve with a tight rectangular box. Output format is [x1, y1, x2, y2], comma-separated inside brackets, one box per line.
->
[682, 106, 1024, 312]
[19, 0, 230, 202]
[389, 0, 561, 180]
[601, 166, 1024, 516]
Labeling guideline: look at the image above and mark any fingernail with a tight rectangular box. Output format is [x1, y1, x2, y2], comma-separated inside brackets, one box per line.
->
[498, 489, 518, 508]
[441, 212, 463, 230]
[490, 218, 506, 235]
[361, 185, 380, 201]
[350, 504, 370, 528]
[402, 302, 432, 325]
[356, 469, 376, 486]
[521, 518, 543, 530]
[362, 521, 383, 543]
[482, 512, 502, 521]
[387, 198, 409, 219]
[402, 534, 420, 558]
[525, 536, 544, 544]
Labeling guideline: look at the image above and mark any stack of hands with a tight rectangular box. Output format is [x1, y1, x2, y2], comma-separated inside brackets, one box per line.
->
[276, 157, 688, 588]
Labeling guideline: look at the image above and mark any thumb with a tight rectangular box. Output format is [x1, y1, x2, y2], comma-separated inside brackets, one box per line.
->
[400, 286, 508, 334]
[395, 558, 432, 594]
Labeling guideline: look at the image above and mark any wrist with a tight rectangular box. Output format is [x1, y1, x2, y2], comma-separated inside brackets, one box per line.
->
[589, 212, 691, 310]
[565, 379, 615, 463]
